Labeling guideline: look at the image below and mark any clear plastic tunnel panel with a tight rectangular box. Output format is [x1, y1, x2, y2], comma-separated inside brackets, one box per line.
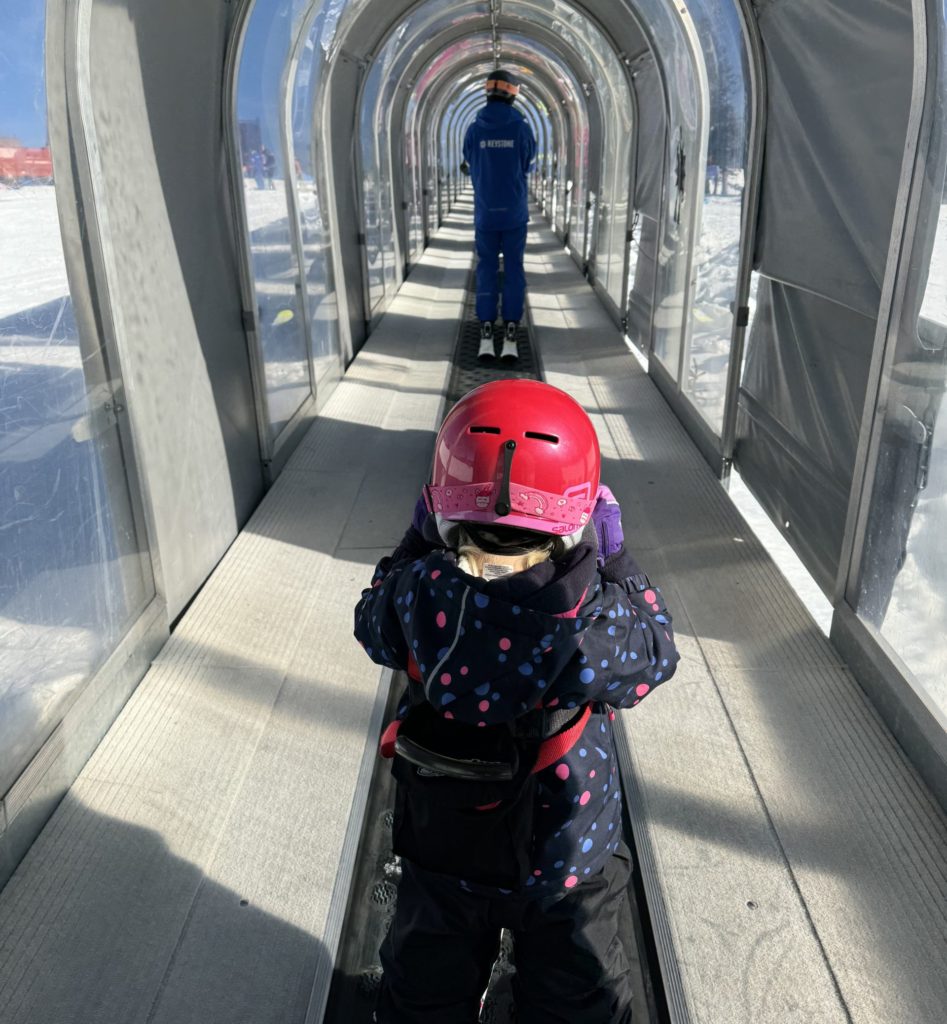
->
[236, 0, 313, 440]
[853, 12, 947, 721]
[678, 0, 752, 435]
[0, 1, 154, 795]
[359, 62, 387, 313]
[290, 6, 343, 397]
[630, 0, 700, 382]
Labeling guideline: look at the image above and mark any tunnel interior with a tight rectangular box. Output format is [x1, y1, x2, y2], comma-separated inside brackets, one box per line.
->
[1, 0, 946, 1021]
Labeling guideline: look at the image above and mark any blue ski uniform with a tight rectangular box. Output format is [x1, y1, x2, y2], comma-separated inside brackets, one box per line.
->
[463, 102, 537, 322]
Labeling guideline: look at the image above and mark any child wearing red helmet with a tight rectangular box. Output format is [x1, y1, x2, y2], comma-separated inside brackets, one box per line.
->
[354, 379, 679, 1024]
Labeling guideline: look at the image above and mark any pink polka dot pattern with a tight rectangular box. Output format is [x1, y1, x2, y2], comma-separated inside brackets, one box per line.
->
[460, 666, 469, 675]
[440, 673, 451, 685]
[430, 570, 441, 579]
[579, 791, 591, 806]
[436, 611, 447, 628]
[635, 683, 650, 697]
[555, 764, 570, 780]
[478, 700, 490, 712]
[589, 770, 596, 778]
[499, 637, 512, 651]
[643, 589, 656, 604]
[564, 875, 579, 889]
[443, 711, 454, 720]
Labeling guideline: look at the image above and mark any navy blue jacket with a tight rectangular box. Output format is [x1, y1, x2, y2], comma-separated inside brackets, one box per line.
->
[354, 526, 679, 895]
[463, 101, 536, 230]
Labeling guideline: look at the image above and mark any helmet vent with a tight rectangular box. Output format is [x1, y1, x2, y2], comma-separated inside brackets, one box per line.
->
[525, 431, 559, 444]
[469, 425, 501, 434]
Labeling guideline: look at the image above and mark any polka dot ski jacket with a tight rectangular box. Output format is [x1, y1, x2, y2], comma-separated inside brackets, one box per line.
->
[353, 527, 679, 895]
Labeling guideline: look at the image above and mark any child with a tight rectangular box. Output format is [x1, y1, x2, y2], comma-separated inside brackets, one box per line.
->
[354, 379, 679, 1024]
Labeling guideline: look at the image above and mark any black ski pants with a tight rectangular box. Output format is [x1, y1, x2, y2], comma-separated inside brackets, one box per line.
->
[375, 845, 634, 1024]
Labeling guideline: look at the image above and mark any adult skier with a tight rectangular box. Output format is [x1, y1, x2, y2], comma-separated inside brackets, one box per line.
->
[462, 69, 537, 363]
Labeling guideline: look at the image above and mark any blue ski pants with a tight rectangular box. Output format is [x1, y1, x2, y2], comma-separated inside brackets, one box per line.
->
[475, 223, 528, 323]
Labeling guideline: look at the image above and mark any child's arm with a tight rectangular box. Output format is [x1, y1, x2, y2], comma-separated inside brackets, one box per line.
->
[353, 497, 441, 670]
[543, 574, 679, 711]
[548, 484, 680, 708]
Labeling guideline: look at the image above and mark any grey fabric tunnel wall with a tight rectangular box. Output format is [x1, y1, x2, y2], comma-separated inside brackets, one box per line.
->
[737, 0, 916, 594]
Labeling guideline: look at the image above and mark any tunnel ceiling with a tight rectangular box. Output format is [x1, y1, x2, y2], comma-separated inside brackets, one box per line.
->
[333, 0, 652, 102]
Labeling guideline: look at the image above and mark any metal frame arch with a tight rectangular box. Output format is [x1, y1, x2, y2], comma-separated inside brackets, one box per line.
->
[392, 27, 597, 237]
[375, 13, 601, 201]
[421, 53, 583, 223]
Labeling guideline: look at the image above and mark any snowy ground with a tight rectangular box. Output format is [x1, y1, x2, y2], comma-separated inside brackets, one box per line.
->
[0, 185, 69, 320]
[920, 202, 947, 325]
[868, 390, 947, 714]
[684, 193, 746, 432]
[242, 177, 293, 234]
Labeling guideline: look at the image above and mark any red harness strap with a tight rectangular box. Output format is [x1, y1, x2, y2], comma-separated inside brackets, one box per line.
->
[378, 703, 591, 773]
[530, 704, 591, 774]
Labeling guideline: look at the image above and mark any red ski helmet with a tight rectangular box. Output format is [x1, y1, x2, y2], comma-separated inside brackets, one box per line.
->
[425, 379, 600, 537]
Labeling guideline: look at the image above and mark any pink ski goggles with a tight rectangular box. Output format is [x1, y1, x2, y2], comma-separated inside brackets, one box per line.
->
[424, 481, 595, 535]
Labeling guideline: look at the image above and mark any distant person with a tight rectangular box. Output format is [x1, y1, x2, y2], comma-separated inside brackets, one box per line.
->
[249, 148, 265, 190]
[261, 146, 276, 190]
[706, 159, 720, 196]
[462, 69, 536, 363]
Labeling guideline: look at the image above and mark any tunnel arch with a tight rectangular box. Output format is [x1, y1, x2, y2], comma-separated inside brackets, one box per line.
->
[3, 0, 947, 1009]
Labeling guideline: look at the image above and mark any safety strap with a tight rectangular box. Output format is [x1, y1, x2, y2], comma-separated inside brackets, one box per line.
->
[530, 704, 591, 774]
[378, 703, 591, 774]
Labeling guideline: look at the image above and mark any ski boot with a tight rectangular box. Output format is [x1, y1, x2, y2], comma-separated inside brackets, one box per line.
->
[478, 321, 495, 362]
[500, 321, 519, 364]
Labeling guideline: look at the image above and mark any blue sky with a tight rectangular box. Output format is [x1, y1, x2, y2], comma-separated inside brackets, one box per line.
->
[0, 3, 48, 147]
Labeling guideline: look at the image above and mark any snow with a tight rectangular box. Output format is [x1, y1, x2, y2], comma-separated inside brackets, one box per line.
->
[920, 201, 947, 325]
[0, 184, 69, 320]
[242, 177, 293, 234]
[684, 192, 746, 431]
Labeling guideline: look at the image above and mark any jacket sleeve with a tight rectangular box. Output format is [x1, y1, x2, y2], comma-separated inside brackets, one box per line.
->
[463, 124, 474, 166]
[353, 553, 419, 671]
[546, 574, 679, 710]
[353, 514, 442, 669]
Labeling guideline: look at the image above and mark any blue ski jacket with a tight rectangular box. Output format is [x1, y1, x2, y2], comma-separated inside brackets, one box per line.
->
[354, 525, 679, 896]
[463, 101, 536, 230]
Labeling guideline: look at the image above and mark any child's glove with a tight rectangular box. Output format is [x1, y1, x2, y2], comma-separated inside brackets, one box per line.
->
[592, 485, 623, 564]
[411, 493, 445, 547]
[593, 486, 650, 587]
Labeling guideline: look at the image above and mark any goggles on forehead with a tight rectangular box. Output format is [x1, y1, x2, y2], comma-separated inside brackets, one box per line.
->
[486, 78, 520, 98]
